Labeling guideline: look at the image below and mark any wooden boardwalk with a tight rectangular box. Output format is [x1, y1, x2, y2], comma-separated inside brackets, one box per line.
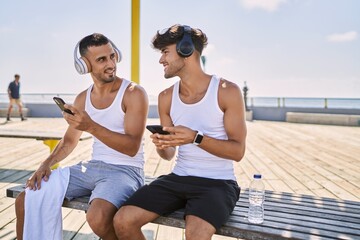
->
[0, 117, 359, 240]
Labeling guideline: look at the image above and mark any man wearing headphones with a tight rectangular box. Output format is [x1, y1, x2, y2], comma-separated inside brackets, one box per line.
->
[114, 24, 247, 240]
[15, 33, 148, 240]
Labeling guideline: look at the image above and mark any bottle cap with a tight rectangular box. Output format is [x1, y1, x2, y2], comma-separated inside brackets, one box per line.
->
[254, 174, 262, 179]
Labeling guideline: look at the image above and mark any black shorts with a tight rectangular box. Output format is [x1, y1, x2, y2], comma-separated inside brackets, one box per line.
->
[123, 173, 240, 229]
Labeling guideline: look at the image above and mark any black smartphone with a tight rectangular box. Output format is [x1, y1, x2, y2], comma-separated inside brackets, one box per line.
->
[146, 125, 170, 135]
[53, 97, 74, 115]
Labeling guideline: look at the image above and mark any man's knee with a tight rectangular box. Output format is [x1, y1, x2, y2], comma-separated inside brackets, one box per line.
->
[86, 199, 118, 236]
[86, 210, 112, 235]
[113, 206, 133, 229]
[114, 205, 149, 234]
[185, 215, 215, 240]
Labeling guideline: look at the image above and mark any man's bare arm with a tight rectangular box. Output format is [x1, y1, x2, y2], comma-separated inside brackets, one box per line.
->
[198, 82, 246, 161]
[65, 84, 148, 157]
[26, 93, 85, 190]
[152, 87, 176, 161]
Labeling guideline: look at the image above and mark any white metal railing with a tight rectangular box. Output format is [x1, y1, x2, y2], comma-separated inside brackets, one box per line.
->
[0, 94, 359, 109]
[0, 93, 77, 104]
[248, 97, 360, 109]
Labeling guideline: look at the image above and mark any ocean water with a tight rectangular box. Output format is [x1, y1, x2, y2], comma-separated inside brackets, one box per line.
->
[0, 94, 359, 109]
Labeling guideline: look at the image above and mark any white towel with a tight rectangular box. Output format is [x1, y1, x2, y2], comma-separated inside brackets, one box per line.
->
[24, 167, 70, 240]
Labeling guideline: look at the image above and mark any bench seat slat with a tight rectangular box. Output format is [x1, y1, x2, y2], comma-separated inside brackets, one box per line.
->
[232, 203, 360, 222]
[228, 209, 360, 231]
[225, 215, 360, 239]
[239, 192, 360, 211]
[234, 200, 360, 222]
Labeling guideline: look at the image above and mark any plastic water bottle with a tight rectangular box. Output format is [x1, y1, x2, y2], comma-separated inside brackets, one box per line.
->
[248, 174, 265, 224]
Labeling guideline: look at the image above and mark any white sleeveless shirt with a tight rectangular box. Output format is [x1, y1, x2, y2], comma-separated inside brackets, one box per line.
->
[85, 79, 144, 168]
[171, 75, 236, 180]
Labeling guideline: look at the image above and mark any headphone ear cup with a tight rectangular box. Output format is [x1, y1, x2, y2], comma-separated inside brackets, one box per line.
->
[176, 25, 195, 57]
[74, 41, 91, 75]
[177, 40, 194, 57]
[114, 47, 122, 63]
[74, 57, 90, 75]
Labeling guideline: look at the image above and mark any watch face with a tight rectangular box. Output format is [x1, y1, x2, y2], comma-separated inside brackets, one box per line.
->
[194, 132, 204, 145]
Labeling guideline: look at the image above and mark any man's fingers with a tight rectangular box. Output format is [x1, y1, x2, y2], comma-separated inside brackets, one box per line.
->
[36, 177, 42, 190]
[64, 104, 78, 115]
[36, 172, 46, 190]
[26, 178, 33, 189]
[27, 177, 38, 190]
[43, 172, 49, 182]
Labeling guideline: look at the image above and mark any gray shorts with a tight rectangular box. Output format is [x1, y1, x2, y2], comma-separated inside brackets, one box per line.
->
[65, 160, 144, 209]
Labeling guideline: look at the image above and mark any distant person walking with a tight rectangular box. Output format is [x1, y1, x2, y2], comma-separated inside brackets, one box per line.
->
[7, 74, 25, 121]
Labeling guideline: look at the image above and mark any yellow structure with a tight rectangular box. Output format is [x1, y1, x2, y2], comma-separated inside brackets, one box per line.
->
[43, 139, 60, 169]
[131, 0, 140, 84]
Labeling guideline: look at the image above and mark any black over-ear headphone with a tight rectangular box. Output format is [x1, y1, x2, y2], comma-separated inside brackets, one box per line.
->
[176, 25, 195, 57]
[73, 40, 122, 75]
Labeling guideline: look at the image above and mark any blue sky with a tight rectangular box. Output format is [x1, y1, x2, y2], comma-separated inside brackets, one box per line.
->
[0, 0, 359, 98]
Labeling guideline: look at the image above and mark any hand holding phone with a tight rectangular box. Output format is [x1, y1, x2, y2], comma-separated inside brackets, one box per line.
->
[146, 125, 170, 135]
[53, 97, 74, 115]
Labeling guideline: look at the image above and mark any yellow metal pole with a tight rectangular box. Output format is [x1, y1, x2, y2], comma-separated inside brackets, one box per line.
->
[131, 0, 140, 84]
[43, 139, 60, 169]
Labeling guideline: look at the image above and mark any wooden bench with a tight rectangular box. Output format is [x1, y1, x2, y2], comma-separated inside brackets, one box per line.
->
[6, 177, 360, 239]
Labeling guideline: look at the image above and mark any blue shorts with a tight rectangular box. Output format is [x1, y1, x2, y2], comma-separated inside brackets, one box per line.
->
[65, 160, 144, 209]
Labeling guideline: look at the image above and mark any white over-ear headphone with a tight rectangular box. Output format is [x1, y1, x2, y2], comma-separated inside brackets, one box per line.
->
[73, 40, 122, 74]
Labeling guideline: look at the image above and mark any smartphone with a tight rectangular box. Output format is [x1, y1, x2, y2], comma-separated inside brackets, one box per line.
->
[53, 97, 74, 115]
[146, 125, 170, 135]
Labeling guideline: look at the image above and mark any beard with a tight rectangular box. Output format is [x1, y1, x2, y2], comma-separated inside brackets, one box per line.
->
[103, 75, 116, 83]
[93, 68, 116, 83]
[164, 58, 185, 79]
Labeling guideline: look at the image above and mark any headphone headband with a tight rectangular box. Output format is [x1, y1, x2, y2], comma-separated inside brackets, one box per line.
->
[74, 40, 122, 75]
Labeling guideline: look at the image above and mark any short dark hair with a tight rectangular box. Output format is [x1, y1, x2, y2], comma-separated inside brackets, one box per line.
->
[14, 74, 20, 78]
[79, 33, 110, 57]
[152, 24, 208, 55]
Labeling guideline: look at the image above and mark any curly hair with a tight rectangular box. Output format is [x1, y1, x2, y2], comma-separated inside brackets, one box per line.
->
[152, 24, 208, 55]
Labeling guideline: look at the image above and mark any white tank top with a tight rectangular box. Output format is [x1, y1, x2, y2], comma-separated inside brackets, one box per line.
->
[170, 75, 236, 180]
[85, 79, 144, 168]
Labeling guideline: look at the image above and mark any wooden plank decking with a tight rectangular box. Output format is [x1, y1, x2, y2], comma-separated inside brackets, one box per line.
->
[0, 117, 359, 240]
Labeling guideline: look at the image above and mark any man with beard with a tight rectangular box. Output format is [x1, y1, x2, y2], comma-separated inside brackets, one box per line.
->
[114, 24, 247, 240]
[15, 33, 148, 240]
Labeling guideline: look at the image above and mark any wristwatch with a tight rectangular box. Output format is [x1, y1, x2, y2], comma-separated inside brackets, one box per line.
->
[193, 131, 204, 145]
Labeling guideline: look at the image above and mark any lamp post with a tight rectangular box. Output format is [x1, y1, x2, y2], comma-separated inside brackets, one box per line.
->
[201, 55, 206, 71]
[243, 81, 249, 111]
